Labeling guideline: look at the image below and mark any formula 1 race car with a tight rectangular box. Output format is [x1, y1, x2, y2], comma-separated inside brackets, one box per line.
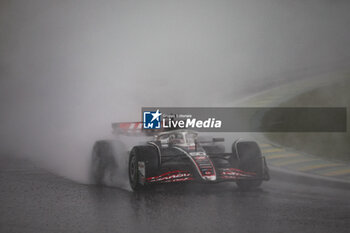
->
[91, 122, 270, 191]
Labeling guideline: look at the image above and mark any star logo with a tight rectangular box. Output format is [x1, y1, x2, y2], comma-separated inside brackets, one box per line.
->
[151, 109, 161, 122]
[143, 109, 162, 129]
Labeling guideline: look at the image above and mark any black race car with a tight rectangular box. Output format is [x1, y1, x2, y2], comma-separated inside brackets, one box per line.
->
[91, 122, 270, 191]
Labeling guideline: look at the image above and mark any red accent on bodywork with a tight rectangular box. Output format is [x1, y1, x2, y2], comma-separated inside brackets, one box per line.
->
[146, 170, 193, 183]
[219, 168, 256, 179]
[162, 177, 194, 183]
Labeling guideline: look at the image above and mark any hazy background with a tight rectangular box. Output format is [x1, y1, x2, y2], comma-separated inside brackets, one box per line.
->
[1, 0, 350, 183]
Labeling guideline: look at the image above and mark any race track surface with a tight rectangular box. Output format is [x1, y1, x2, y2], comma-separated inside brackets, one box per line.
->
[1, 156, 350, 233]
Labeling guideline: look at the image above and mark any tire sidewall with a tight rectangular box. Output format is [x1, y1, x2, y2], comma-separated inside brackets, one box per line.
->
[128, 151, 140, 190]
[233, 141, 264, 190]
[128, 145, 159, 191]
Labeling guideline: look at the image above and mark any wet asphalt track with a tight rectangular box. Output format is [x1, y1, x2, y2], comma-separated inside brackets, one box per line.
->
[1, 156, 350, 233]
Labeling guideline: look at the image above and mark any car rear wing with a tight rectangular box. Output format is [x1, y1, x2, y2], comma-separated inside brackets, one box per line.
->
[112, 122, 163, 136]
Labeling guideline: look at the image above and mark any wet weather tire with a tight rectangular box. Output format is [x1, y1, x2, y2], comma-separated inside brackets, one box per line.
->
[233, 141, 264, 191]
[128, 152, 142, 191]
[129, 145, 159, 191]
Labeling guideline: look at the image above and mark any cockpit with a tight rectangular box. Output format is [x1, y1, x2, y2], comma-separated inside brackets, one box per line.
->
[155, 130, 198, 148]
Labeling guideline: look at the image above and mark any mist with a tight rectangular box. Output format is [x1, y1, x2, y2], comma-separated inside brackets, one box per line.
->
[1, 0, 350, 184]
